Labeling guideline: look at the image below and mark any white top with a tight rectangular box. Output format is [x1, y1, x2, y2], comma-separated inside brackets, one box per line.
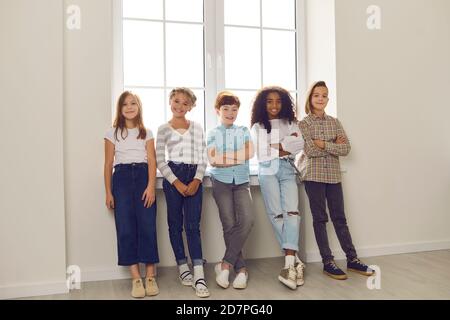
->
[104, 127, 154, 166]
[251, 119, 304, 162]
[156, 121, 207, 184]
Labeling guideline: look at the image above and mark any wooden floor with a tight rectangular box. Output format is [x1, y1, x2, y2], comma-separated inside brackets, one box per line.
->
[21, 250, 450, 300]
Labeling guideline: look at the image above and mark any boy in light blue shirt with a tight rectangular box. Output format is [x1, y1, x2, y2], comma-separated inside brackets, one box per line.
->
[207, 91, 255, 290]
[208, 124, 251, 185]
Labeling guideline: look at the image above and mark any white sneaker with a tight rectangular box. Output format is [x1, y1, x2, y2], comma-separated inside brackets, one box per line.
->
[192, 278, 210, 298]
[232, 271, 248, 289]
[179, 270, 193, 286]
[278, 265, 297, 290]
[214, 263, 230, 289]
[295, 261, 305, 286]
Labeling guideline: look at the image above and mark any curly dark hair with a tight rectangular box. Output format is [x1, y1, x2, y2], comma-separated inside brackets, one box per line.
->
[250, 86, 296, 133]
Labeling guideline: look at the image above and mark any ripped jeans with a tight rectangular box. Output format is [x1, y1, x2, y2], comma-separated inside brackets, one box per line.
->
[258, 158, 300, 252]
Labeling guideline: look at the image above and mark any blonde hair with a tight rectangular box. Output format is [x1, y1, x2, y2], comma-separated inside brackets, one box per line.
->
[169, 87, 197, 107]
[113, 91, 147, 141]
[305, 81, 328, 115]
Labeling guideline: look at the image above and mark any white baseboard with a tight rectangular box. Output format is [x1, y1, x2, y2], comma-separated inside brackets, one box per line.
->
[305, 240, 450, 263]
[80, 266, 132, 282]
[0, 281, 68, 300]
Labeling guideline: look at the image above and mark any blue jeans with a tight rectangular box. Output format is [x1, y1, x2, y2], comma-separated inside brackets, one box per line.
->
[162, 161, 204, 266]
[258, 158, 300, 252]
[112, 163, 159, 266]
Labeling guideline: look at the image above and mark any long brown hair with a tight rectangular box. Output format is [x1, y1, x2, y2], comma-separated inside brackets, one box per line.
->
[305, 81, 328, 115]
[250, 86, 296, 133]
[113, 91, 147, 141]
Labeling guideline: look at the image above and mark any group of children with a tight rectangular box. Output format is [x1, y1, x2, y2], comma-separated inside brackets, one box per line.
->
[104, 82, 375, 298]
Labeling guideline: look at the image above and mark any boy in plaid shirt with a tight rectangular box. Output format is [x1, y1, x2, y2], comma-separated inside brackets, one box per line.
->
[298, 81, 374, 280]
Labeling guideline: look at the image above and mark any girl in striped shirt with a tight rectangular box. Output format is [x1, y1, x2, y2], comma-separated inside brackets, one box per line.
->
[156, 87, 209, 298]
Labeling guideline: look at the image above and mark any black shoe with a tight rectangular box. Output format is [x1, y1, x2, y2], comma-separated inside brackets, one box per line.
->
[347, 258, 375, 276]
[323, 261, 348, 280]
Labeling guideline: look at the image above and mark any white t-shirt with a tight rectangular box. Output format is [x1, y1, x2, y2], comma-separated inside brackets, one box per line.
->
[251, 119, 304, 162]
[104, 127, 154, 166]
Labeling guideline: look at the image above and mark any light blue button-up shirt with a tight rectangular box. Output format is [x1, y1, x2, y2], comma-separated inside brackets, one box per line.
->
[207, 124, 251, 185]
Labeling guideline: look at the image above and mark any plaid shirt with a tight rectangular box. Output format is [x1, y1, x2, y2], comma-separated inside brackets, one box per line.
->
[297, 113, 350, 183]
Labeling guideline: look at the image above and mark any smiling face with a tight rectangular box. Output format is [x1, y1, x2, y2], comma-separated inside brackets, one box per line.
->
[310, 86, 329, 113]
[266, 92, 282, 120]
[217, 104, 239, 127]
[121, 94, 139, 121]
[170, 92, 193, 118]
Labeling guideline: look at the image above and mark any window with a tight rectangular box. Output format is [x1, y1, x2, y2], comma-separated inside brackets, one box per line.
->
[222, 0, 298, 130]
[117, 0, 205, 136]
[114, 0, 305, 168]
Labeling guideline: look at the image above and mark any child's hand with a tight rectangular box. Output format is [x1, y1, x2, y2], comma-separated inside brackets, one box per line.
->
[106, 192, 115, 210]
[313, 139, 325, 149]
[270, 143, 281, 150]
[142, 186, 156, 208]
[335, 135, 346, 144]
[184, 179, 201, 196]
[279, 150, 291, 157]
[173, 179, 189, 197]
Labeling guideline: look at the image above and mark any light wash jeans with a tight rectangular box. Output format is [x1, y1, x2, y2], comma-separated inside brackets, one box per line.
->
[258, 158, 300, 252]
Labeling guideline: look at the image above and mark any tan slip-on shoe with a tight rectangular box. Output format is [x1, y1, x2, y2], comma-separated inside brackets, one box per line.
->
[131, 278, 145, 298]
[145, 277, 160, 296]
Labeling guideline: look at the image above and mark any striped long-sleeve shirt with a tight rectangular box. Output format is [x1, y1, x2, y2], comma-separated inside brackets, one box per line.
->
[156, 121, 207, 184]
[297, 113, 350, 183]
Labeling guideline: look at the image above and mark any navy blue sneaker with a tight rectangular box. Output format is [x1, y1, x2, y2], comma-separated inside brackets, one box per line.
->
[347, 258, 375, 276]
[323, 261, 348, 280]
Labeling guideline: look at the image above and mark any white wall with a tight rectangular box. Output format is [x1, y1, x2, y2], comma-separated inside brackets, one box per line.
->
[300, 0, 450, 262]
[304, 0, 337, 117]
[0, 0, 67, 299]
[63, 0, 119, 281]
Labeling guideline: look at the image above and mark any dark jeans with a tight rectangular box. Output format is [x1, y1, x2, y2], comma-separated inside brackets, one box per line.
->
[304, 181, 357, 264]
[112, 163, 159, 266]
[162, 161, 204, 266]
[211, 177, 254, 272]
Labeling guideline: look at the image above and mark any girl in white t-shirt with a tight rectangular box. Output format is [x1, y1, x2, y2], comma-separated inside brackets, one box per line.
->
[104, 91, 159, 298]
